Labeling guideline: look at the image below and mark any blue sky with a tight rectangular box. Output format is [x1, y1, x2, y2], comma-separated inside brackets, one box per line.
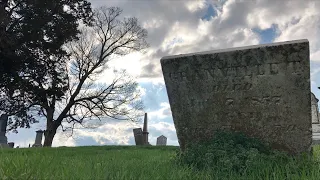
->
[6, 0, 320, 147]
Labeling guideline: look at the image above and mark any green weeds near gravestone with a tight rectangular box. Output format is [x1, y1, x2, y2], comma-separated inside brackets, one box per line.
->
[172, 130, 319, 178]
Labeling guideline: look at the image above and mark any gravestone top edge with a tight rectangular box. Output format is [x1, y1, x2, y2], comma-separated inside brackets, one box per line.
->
[160, 39, 309, 62]
[158, 135, 166, 138]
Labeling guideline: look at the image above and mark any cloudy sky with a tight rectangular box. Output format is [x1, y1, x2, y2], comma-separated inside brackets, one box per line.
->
[6, 0, 320, 147]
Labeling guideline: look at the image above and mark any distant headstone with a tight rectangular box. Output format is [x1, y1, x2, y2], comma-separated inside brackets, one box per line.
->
[161, 39, 312, 155]
[32, 130, 44, 147]
[156, 135, 167, 146]
[311, 93, 319, 124]
[8, 142, 14, 148]
[133, 128, 144, 145]
[0, 114, 8, 148]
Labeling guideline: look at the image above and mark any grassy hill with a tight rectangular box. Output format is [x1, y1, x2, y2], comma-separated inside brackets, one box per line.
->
[0, 145, 320, 180]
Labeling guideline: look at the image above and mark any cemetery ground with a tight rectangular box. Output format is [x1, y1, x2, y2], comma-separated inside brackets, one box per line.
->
[1, 143, 320, 179]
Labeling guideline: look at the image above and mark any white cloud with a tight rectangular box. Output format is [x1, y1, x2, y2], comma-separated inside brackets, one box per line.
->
[186, 0, 206, 12]
[52, 132, 77, 147]
[311, 50, 320, 61]
[107, 52, 144, 77]
[143, 18, 165, 29]
[148, 102, 171, 121]
[137, 85, 147, 97]
[75, 125, 132, 145]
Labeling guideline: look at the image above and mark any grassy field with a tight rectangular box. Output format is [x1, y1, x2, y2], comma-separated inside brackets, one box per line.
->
[1, 145, 320, 180]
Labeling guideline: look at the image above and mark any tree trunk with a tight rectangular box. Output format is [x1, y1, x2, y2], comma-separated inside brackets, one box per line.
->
[43, 127, 57, 147]
[43, 107, 58, 147]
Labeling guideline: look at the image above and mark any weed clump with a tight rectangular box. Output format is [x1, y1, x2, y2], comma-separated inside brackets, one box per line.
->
[173, 130, 316, 176]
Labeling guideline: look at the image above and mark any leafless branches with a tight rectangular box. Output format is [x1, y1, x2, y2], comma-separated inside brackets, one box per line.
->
[55, 6, 148, 131]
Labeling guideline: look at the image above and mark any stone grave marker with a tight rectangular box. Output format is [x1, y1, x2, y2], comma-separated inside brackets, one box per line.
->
[161, 39, 312, 155]
[311, 93, 319, 124]
[32, 130, 44, 147]
[133, 128, 144, 145]
[156, 135, 167, 146]
[0, 114, 9, 148]
[8, 142, 14, 148]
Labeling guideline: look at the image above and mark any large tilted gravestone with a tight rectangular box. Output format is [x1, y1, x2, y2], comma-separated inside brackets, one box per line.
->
[161, 39, 312, 155]
[156, 135, 167, 146]
[133, 128, 144, 145]
[0, 114, 9, 148]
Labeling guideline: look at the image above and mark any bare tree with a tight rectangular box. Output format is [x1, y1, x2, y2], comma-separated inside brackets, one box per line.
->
[40, 6, 149, 146]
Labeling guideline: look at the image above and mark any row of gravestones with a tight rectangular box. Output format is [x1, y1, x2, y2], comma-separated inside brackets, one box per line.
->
[133, 127, 167, 146]
[1, 111, 166, 147]
[1, 112, 166, 147]
[0, 114, 44, 148]
[132, 113, 168, 146]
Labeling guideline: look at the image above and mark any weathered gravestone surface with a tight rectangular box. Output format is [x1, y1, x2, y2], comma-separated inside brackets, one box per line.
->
[0, 114, 9, 148]
[161, 39, 312, 155]
[133, 128, 144, 145]
[32, 130, 44, 147]
[156, 135, 167, 146]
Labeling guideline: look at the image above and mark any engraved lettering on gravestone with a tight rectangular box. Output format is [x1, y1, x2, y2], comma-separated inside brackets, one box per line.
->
[269, 63, 280, 74]
[245, 95, 282, 106]
[204, 68, 215, 79]
[287, 61, 303, 75]
[256, 64, 265, 75]
[170, 61, 306, 84]
[225, 98, 234, 106]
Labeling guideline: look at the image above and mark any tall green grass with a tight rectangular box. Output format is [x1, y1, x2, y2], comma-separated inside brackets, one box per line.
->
[0, 143, 319, 179]
[174, 131, 320, 180]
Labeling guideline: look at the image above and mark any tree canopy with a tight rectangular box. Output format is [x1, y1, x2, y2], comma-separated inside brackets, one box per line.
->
[0, 0, 93, 130]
